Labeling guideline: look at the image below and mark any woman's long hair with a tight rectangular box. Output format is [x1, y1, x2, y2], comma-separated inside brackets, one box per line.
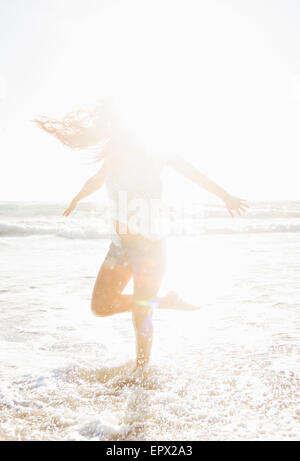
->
[33, 101, 111, 155]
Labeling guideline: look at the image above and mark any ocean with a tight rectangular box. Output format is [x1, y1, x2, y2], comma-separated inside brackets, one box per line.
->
[0, 200, 299, 440]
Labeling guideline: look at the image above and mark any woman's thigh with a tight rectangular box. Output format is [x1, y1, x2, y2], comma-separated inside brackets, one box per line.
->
[128, 239, 166, 312]
[91, 244, 132, 316]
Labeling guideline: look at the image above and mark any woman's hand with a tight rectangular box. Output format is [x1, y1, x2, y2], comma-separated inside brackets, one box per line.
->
[63, 198, 79, 217]
[224, 194, 249, 217]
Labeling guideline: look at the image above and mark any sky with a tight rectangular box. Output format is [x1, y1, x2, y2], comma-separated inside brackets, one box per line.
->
[0, 0, 300, 202]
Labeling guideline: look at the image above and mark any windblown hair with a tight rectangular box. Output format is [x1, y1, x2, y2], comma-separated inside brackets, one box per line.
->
[33, 101, 111, 150]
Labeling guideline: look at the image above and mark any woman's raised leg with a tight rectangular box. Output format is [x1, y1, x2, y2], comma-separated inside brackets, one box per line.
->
[91, 261, 132, 317]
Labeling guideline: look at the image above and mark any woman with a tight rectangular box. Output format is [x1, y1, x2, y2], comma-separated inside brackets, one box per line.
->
[35, 102, 248, 371]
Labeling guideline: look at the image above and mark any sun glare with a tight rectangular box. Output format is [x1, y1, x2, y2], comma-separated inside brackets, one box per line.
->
[1, 0, 298, 202]
[1, 0, 300, 442]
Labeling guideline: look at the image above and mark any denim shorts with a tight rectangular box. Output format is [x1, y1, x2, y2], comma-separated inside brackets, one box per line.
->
[104, 238, 166, 278]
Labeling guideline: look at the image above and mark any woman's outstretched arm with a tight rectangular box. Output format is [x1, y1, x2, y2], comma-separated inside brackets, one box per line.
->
[63, 162, 106, 216]
[167, 154, 249, 217]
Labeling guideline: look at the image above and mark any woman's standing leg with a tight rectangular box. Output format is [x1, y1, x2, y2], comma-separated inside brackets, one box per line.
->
[129, 241, 166, 368]
[132, 273, 163, 368]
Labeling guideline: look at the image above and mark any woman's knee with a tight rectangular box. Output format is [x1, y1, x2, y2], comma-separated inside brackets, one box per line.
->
[91, 293, 114, 317]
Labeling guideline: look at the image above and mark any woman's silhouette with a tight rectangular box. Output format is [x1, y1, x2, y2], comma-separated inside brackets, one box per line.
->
[35, 101, 248, 371]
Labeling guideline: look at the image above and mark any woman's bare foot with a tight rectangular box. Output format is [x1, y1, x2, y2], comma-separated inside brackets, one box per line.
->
[131, 362, 150, 376]
[159, 292, 200, 311]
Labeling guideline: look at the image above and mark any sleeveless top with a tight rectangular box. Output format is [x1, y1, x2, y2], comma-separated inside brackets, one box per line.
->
[104, 142, 168, 244]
